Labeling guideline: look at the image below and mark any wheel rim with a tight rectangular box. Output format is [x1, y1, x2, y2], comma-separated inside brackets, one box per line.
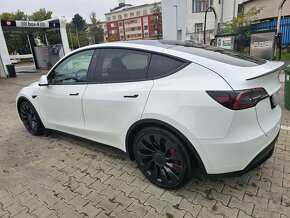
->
[20, 103, 38, 134]
[136, 133, 185, 186]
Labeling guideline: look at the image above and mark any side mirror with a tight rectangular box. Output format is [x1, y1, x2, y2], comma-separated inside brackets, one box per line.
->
[39, 75, 49, 86]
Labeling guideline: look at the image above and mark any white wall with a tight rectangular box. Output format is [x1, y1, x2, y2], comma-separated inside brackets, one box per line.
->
[186, 0, 246, 40]
[162, 0, 186, 40]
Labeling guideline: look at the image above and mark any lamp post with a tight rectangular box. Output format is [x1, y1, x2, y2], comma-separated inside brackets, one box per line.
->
[276, 0, 287, 60]
[173, 5, 178, 40]
[203, 6, 218, 44]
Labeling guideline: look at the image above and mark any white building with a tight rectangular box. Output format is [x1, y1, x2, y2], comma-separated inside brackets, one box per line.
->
[162, 0, 247, 43]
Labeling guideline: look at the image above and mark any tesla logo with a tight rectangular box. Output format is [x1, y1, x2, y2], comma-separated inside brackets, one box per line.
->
[6, 21, 11, 26]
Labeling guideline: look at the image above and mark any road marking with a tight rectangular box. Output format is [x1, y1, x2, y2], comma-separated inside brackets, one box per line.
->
[281, 125, 290, 131]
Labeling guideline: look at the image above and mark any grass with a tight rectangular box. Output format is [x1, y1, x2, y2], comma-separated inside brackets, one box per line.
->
[280, 52, 290, 61]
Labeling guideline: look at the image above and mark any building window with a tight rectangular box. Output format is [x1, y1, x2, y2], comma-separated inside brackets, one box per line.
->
[118, 15, 122, 20]
[136, 11, 141, 16]
[194, 23, 203, 32]
[119, 21, 123, 26]
[107, 17, 111, 21]
[143, 10, 147, 15]
[145, 32, 149, 38]
[124, 13, 128, 18]
[144, 25, 148, 30]
[192, 0, 213, 12]
[130, 12, 134, 17]
[143, 17, 148, 23]
[113, 16, 116, 20]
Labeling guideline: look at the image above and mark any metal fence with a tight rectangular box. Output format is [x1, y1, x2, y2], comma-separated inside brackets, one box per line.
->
[251, 18, 290, 47]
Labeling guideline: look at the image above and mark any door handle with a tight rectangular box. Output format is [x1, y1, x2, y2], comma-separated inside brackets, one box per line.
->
[124, 94, 139, 98]
[69, 93, 79, 96]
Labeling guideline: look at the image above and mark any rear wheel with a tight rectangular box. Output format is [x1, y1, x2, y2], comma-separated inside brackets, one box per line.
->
[134, 127, 192, 189]
[19, 101, 43, 136]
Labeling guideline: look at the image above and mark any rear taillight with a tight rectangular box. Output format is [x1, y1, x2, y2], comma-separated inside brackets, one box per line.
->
[206, 88, 269, 110]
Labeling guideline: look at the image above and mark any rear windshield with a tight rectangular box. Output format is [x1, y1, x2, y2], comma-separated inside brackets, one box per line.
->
[161, 40, 266, 67]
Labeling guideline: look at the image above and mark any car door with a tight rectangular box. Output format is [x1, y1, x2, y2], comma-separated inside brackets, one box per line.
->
[82, 48, 154, 150]
[38, 49, 95, 134]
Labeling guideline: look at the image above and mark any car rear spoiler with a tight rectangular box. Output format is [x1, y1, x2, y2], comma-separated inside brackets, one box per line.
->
[246, 61, 286, 81]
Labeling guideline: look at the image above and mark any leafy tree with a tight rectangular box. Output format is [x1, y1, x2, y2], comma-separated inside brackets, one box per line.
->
[88, 11, 104, 44]
[108, 34, 119, 42]
[221, 7, 263, 51]
[0, 10, 27, 20]
[28, 8, 52, 21]
[72, 13, 87, 31]
[0, 10, 30, 54]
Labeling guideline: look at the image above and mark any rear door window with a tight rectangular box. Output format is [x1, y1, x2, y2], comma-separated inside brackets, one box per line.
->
[147, 54, 185, 79]
[95, 49, 151, 82]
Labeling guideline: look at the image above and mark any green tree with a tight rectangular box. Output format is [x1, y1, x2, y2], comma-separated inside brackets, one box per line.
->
[221, 7, 263, 51]
[88, 11, 104, 44]
[0, 10, 30, 54]
[28, 8, 52, 21]
[108, 34, 118, 42]
[72, 13, 86, 31]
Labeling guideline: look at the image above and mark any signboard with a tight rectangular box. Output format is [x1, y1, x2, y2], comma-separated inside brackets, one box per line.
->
[250, 31, 275, 60]
[216, 36, 235, 50]
[16, 21, 49, 28]
[1, 20, 49, 28]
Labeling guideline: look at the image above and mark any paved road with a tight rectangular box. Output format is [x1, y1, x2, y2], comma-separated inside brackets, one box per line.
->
[0, 73, 289, 218]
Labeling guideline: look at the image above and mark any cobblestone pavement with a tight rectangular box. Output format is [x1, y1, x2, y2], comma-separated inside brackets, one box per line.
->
[0, 72, 289, 218]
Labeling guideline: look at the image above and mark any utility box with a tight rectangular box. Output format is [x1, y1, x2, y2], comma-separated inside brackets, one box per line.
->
[6, 64, 16, 78]
[284, 65, 290, 110]
[250, 31, 275, 60]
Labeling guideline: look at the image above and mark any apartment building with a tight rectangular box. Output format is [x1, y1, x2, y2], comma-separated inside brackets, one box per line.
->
[105, 1, 162, 41]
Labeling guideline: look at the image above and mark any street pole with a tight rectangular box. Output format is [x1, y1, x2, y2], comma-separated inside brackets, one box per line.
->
[276, 0, 286, 60]
[173, 5, 178, 40]
[69, 29, 73, 50]
[76, 29, 80, 48]
[203, 7, 218, 45]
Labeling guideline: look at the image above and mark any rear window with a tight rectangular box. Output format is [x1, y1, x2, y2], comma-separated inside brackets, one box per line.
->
[147, 54, 185, 78]
[161, 40, 266, 67]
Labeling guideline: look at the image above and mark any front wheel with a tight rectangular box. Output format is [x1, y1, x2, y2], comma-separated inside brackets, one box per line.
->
[19, 101, 43, 136]
[134, 127, 192, 189]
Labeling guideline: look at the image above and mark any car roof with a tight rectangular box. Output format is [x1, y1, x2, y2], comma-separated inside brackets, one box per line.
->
[73, 40, 266, 67]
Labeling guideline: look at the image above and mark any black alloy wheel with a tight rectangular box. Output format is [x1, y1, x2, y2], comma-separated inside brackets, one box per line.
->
[134, 127, 192, 189]
[19, 101, 43, 136]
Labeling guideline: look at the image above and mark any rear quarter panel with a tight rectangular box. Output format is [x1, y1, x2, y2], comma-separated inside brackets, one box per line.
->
[142, 63, 235, 141]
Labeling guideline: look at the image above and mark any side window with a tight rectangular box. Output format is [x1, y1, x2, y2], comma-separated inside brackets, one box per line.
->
[147, 54, 185, 79]
[95, 49, 151, 82]
[49, 50, 94, 84]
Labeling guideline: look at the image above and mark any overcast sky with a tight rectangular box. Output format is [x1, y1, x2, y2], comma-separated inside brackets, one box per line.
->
[0, 0, 158, 22]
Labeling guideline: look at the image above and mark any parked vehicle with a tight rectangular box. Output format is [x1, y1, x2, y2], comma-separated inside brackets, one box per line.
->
[11, 59, 20, 64]
[16, 40, 283, 188]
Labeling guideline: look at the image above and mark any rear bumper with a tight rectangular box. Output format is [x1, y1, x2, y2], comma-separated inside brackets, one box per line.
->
[207, 130, 279, 178]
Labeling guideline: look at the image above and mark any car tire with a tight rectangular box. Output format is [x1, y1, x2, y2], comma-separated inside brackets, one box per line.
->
[134, 126, 192, 189]
[19, 101, 43, 136]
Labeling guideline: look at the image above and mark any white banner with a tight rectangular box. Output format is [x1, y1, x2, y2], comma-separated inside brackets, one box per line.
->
[15, 21, 49, 28]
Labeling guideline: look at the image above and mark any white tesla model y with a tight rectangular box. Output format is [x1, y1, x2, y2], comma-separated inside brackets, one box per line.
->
[17, 40, 283, 188]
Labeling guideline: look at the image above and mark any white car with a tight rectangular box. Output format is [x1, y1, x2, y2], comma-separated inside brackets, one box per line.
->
[16, 40, 283, 189]
[11, 59, 20, 64]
